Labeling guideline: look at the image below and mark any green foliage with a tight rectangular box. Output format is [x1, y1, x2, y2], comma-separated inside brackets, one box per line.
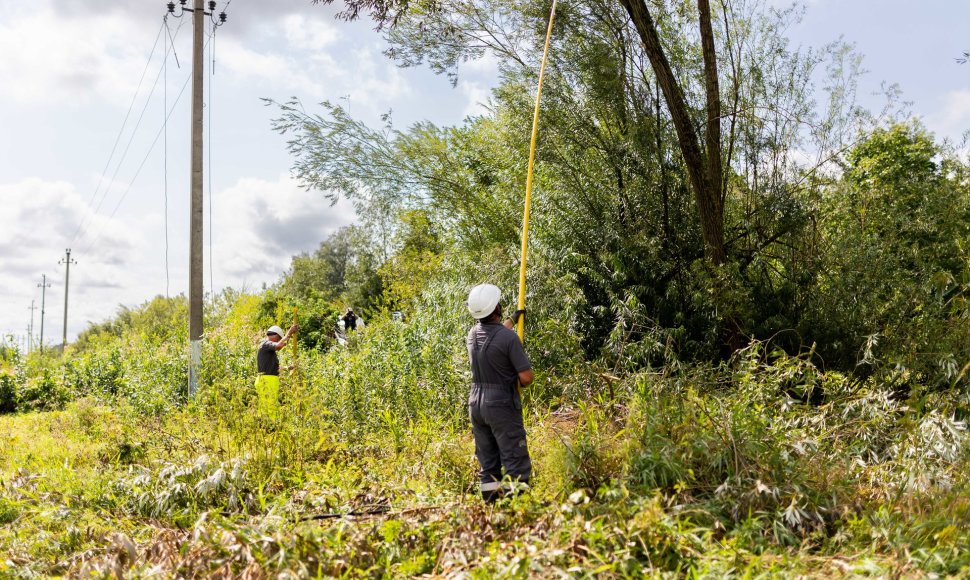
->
[270, 225, 388, 350]
[6, 301, 970, 576]
[807, 122, 970, 378]
[379, 209, 445, 310]
[272, 0, 947, 373]
[0, 339, 22, 414]
[118, 455, 256, 525]
[0, 372, 18, 414]
[17, 368, 72, 411]
[7, 3, 970, 576]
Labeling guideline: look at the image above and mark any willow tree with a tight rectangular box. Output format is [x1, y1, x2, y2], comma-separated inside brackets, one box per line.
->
[318, 0, 726, 264]
[619, 0, 725, 264]
[294, 0, 857, 359]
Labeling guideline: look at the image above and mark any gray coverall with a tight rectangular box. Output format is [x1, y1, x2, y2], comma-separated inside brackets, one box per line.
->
[467, 321, 532, 500]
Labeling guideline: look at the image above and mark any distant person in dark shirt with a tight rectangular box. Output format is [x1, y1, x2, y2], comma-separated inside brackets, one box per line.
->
[342, 308, 358, 331]
[255, 324, 297, 417]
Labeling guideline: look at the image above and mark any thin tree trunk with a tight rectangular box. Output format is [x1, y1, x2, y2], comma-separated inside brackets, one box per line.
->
[698, 0, 724, 254]
[619, 0, 726, 264]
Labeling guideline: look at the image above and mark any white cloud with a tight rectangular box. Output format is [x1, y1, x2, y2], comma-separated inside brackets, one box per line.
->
[0, 6, 155, 106]
[0, 178, 139, 270]
[211, 174, 356, 284]
[925, 89, 970, 141]
[281, 14, 341, 52]
[215, 28, 410, 116]
[0, 178, 147, 342]
[217, 37, 330, 95]
[0, 174, 357, 341]
[345, 44, 413, 107]
[460, 81, 492, 118]
[463, 52, 500, 76]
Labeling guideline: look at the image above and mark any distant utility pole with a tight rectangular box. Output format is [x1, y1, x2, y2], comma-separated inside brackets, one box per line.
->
[167, 0, 227, 397]
[37, 274, 51, 354]
[27, 300, 37, 354]
[59, 248, 76, 351]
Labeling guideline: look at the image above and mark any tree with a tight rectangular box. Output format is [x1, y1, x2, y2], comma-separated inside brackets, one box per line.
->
[379, 209, 445, 309]
[292, 0, 866, 360]
[808, 122, 970, 377]
[284, 226, 356, 302]
[619, 0, 725, 264]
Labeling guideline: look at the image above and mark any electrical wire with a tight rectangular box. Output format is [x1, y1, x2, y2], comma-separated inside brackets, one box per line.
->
[70, 20, 165, 244]
[81, 47, 201, 256]
[207, 24, 216, 297]
[165, 13, 183, 69]
[74, 17, 186, 250]
[164, 16, 171, 298]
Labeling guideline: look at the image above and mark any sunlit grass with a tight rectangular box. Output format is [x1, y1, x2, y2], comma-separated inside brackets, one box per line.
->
[2, 291, 970, 576]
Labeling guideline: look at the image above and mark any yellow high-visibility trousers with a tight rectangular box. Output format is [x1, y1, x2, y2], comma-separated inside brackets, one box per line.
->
[254, 374, 280, 419]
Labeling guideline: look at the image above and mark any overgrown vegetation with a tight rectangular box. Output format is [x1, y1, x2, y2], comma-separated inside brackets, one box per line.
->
[4, 0, 970, 575]
[3, 281, 970, 575]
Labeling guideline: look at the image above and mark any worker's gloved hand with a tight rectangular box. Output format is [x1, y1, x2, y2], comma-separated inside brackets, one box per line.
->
[510, 309, 526, 324]
[289, 323, 300, 334]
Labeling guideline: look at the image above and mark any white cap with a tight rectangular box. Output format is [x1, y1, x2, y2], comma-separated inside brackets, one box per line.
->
[467, 284, 501, 319]
[267, 325, 284, 337]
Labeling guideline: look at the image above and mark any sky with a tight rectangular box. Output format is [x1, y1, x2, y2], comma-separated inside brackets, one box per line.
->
[0, 0, 968, 348]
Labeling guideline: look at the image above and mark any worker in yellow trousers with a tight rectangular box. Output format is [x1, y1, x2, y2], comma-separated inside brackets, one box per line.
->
[255, 324, 297, 418]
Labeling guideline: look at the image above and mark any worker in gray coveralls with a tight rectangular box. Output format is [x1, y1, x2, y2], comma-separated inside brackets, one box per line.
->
[466, 283, 534, 502]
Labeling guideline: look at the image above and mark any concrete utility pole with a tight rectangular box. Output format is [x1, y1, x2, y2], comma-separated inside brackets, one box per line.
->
[59, 248, 77, 351]
[188, 0, 204, 397]
[27, 300, 37, 354]
[167, 0, 227, 397]
[37, 275, 51, 354]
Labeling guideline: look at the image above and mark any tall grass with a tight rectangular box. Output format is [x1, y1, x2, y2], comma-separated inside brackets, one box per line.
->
[3, 286, 970, 576]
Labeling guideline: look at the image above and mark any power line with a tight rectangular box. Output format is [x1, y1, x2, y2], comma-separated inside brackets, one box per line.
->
[81, 55, 198, 255]
[70, 20, 165, 244]
[27, 301, 37, 354]
[37, 275, 51, 354]
[207, 23, 216, 297]
[165, 13, 184, 69]
[204, 0, 233, 295]
[166, 0, 228, 398]
[73, 16, 187, 249]
[164, 15, 171, 298]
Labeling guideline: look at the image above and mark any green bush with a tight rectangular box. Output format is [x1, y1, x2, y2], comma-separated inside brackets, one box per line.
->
[0, 372, 17, 414]
[18, 368, 72, 412]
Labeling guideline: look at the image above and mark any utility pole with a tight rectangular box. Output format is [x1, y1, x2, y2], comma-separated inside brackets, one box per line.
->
[27, 300, 37, 354]
[167, 0, 227, 397]
[188, 0, 204, 397]
[59, 248, 77, 351]
[37, 275, 51, 354]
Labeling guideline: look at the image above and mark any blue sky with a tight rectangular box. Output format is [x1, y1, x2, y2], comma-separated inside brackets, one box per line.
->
[782, 0, 970, 137]
[0, 0, 968, 346]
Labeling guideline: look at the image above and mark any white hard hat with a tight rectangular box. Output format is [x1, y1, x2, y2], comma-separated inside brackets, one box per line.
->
[266, 325, 284, 336]
[467, 284, 501, 319]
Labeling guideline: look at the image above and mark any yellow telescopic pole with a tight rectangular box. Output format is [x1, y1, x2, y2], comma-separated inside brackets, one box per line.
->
[516, 0, 558, 342]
